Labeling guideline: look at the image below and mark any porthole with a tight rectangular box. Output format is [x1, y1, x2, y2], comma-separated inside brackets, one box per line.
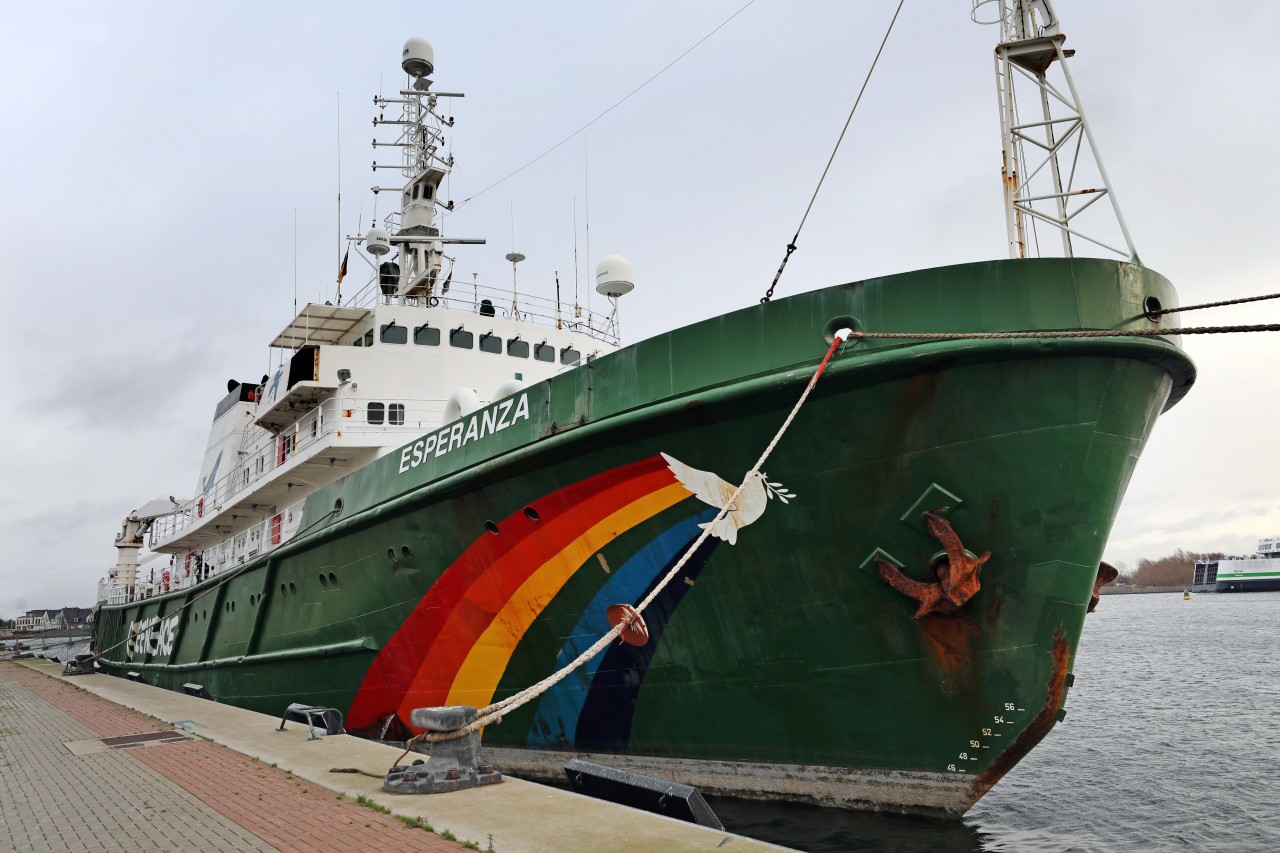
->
[485, 520, 500, 535]
[328, 571, 338, 586]
[289, 582, 297, 595]
[524, 506, 540, 522]
[333, 498, 344, 516]
[401, 545, 414, 562]
[280, 583, 287, 596]
[231, 600, 235, 612]
[1144, 295, 1163, 320]
[319, 573, 328, 587]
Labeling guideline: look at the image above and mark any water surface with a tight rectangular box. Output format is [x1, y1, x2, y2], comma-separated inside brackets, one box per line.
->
[713, 592, 1280, 852]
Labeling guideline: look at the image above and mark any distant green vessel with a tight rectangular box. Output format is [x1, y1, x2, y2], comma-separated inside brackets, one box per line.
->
[93, 3, 1197, 817]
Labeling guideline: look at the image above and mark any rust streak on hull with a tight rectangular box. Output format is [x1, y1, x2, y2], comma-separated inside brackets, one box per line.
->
[969, 630, 1071, 801]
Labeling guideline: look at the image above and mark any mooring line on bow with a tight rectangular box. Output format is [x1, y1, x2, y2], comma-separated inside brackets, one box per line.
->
[392, 329, 854, 760]
[844, 324, 1280, 341]
[1150, 291, 1280, 316]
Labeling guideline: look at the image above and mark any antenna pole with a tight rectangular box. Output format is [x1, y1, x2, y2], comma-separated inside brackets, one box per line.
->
[336, 92, 343, 301]
[573, 198, 581, 317]
[555, 271, 563, 329]
[293, 207, 298, 315]
[584, 138, 592, 325]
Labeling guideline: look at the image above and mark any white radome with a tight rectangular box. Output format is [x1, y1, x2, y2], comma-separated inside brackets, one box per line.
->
[595, 255, 635, 298]
[402, 37, 435, 78]
[366, 226, 391, 256]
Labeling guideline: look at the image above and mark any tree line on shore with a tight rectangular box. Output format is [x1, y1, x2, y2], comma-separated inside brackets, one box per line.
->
[1116, 549, 1225, 587]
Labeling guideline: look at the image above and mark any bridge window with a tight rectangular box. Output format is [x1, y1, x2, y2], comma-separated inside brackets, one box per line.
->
[560, 347, 581, 365]
[507, 339, 529, 358]
[364, 330, 374, 347]
[380, 323, 407, 345]
[479, 333, 501, 354]
[414, 325, 440, 346]
[534, 343, 554, 363]
[450, 329, 474, 349]
[388, 403, 405, 425]
[367, 402, 385, 425]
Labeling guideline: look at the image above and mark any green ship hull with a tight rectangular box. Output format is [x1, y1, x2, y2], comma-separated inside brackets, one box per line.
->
[94, 258, 1194, 816]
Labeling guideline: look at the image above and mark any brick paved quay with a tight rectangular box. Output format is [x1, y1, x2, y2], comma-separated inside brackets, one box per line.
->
[0, 660, 786, 853]
[0, 662, 468, 853]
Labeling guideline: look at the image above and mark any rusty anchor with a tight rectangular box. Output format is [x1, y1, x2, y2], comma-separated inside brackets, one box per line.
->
[1088, 561, 1119, 612]
[876, 510, 990, 618]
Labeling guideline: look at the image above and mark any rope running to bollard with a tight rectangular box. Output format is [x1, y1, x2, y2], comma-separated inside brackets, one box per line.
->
[844, 324, 1280, 341]
[394, 329, 855, 761]
[1151, 291, 1280, 316]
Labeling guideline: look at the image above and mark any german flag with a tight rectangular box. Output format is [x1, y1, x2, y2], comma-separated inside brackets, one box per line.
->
[337, 248, 349, 284]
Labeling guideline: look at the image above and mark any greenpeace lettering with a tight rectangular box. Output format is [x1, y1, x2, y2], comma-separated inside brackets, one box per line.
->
[127, 612, 180, 658]
[400, 392, 531, 474]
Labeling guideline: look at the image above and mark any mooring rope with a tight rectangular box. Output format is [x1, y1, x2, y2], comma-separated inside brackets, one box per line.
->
[392, 329, 855, 761]
[845, 324, 1280, 341]
[1151, 291, 1280, 316]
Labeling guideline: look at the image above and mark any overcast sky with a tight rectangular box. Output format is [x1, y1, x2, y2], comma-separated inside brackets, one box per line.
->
[2, 1, 1276, 617]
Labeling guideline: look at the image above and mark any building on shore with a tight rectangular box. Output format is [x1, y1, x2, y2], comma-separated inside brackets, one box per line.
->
[11, 607, 94, 632]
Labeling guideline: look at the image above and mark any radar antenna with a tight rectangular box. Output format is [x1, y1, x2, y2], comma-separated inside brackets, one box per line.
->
[972, 0, 1138, 262]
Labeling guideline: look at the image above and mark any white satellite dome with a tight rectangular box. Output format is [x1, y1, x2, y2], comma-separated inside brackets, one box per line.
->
[365, 226, 391, 256]
[402, 37, 435, 78]
[594, 255, 635, 297]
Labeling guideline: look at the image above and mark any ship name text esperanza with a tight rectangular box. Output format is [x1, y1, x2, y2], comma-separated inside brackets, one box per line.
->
[399, 392, 531, 474]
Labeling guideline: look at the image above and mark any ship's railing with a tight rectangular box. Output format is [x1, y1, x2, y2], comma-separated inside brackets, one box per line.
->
[343, 274, 620, 346]
[104, 496, 310, 604]
[148, 397, 451, 548]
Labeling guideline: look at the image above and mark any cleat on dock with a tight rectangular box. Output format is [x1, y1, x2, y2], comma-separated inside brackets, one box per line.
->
[384, 705, 503, 794]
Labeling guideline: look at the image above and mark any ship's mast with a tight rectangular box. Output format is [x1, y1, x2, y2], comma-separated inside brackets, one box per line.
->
[365, 38, 484, 300]
[974, 0, 1137, 262]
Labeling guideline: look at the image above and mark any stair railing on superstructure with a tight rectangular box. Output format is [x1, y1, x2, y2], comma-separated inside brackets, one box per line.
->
[108, 494, 310, 604]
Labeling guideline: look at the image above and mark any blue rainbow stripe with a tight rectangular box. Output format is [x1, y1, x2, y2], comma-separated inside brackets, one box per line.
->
[527, 510, 716, 747]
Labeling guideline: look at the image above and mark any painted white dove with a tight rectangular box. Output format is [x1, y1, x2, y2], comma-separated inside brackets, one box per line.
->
[660, 453, 795, 545]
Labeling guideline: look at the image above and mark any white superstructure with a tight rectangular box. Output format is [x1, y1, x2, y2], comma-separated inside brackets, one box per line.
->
[102, 38, 632, 604]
